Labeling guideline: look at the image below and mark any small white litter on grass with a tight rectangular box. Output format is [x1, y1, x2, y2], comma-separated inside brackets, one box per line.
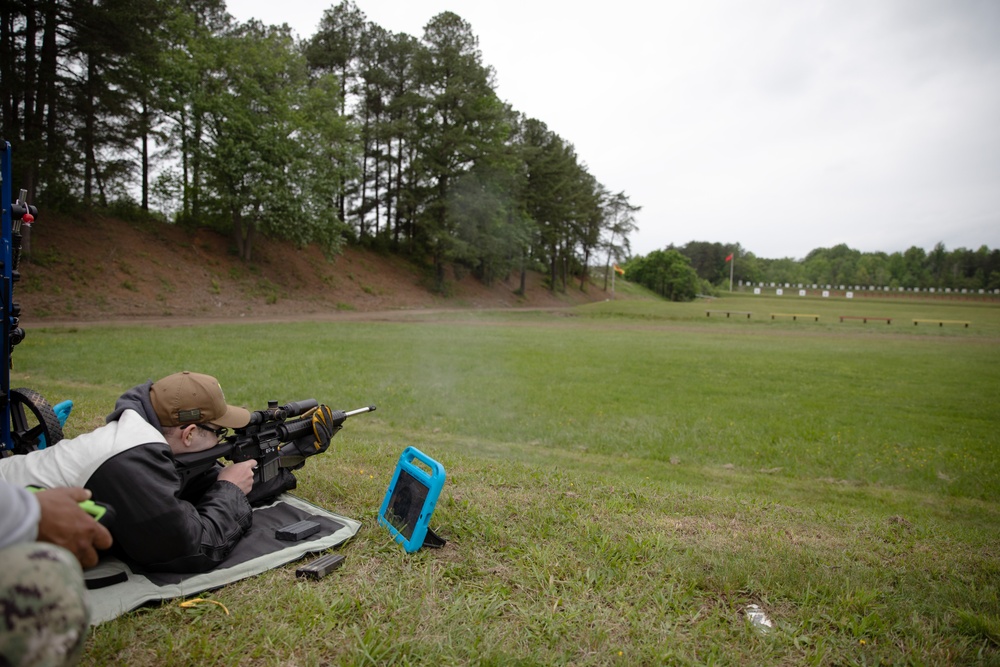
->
[745, 604, 773, 633]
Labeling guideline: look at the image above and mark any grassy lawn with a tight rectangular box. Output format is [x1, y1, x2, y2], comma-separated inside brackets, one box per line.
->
[14, 294, 1000, 665]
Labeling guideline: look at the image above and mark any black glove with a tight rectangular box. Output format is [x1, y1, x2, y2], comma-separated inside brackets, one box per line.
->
[279, 406, 345, 468]
[310, 405, 344, 455]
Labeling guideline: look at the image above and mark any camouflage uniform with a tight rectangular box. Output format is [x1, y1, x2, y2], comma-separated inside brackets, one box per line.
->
[0, 541, 89, 667]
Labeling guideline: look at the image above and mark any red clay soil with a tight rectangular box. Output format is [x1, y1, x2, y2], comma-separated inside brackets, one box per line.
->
[14, 212, 609, 325]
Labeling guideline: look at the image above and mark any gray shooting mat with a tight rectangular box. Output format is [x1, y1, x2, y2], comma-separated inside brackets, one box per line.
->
[84, 494, 360, 624]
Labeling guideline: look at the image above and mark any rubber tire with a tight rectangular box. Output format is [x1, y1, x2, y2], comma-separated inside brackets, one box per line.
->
[10, 387, 64, 454]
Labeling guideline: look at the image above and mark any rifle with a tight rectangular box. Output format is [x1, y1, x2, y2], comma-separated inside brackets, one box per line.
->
[174, 400, 375, 490]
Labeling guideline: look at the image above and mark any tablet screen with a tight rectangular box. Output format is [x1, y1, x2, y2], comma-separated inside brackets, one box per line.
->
[382, 469, 427, 540]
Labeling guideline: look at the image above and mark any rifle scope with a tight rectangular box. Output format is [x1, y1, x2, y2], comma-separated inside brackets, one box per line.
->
[245, 399, 319, 426]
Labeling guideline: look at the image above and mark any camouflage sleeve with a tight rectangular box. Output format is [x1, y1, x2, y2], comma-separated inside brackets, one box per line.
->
[0, 542, 89, 666]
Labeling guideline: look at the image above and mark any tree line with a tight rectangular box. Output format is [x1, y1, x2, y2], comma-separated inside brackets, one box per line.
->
[1, 0, 639, 293]
[624, 241, 1000, 301]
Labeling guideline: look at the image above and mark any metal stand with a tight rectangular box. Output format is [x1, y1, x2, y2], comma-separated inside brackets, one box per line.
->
[0, 139, 63, 453]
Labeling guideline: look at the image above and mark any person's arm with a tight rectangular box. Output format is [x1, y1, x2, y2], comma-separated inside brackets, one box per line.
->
[0, 482, 40, 548]
[84, 444, 253, 573]
[34, 487, 113, 568]
[0, 482, 112, 568]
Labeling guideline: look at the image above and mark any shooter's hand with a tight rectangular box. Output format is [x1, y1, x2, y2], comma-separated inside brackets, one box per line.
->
[311, 405, 344, 455]
[218, 459, 257, 495]
[35, 487, 113, 569]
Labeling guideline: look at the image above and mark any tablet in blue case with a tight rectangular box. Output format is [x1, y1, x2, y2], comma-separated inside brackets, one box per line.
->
[377, 447, 446, 553]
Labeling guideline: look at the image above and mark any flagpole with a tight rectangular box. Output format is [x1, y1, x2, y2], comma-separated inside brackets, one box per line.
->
[611, 263, 625, 299]
[729, 254, 734, 292]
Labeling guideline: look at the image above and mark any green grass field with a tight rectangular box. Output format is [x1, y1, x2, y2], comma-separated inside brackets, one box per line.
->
[14, 293, 1000, 665]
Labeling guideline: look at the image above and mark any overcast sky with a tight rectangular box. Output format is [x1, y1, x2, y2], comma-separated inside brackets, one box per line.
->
[226, 0, 1000, 260]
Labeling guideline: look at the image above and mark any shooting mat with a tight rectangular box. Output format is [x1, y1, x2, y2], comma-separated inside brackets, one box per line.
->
[84, 494, 360, 624]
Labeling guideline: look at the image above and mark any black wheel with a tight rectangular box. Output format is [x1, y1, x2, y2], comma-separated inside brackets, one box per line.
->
[10, 387, 63, 454]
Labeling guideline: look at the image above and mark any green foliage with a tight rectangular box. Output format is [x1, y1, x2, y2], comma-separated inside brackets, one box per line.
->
[4, 0, 638, 299]
[448, 160, 532, 285]
[624, 249, 700, 301]
[196, 21, 320, 261]
[800, 243, 997, 291]
[698, 277, 720, 296]
[410, 12, 515, 288]
[670, 241, 1000, 292]
[517, 117, 606, 292]
[296, 73, 356, 257]
[675, 240, 738, 283]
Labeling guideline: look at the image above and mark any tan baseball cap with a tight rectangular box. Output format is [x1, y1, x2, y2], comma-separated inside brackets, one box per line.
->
[150, 371, 251, 428]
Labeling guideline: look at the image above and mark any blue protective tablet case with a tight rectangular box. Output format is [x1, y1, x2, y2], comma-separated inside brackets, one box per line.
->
[377, 447, 446, 553]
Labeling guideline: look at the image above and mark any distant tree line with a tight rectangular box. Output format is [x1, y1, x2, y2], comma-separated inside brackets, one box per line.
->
[624, 241, 1000, 300]
[0, 0, 638, 293]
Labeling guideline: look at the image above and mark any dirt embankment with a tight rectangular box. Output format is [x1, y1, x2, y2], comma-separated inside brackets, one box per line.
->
[14, 213, 609, 325]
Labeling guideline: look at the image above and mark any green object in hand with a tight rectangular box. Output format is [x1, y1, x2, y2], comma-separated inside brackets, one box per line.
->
[26, 486, 114, 525]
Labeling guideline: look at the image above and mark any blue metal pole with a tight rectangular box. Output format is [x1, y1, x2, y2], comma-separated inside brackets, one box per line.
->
[1, 140, 13, 449]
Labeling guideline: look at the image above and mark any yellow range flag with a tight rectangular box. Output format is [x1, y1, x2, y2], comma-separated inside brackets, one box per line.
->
[613, 264, 625, 275]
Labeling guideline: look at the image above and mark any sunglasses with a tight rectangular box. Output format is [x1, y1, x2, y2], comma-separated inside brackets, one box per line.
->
[196, 423, 229, 441]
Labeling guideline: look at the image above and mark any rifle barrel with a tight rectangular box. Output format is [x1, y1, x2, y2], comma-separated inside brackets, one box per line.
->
[344, 405, 376, 418]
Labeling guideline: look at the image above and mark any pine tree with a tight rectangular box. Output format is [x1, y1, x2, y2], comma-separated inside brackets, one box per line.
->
[412, 11, 509, 290]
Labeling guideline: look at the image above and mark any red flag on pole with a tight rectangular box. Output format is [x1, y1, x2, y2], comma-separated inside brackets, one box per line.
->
[725, 253, 733, 262]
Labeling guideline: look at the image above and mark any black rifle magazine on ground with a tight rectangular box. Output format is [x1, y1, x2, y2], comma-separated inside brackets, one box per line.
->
[295, 553, 346, 579]
[275, 519, 321, 541]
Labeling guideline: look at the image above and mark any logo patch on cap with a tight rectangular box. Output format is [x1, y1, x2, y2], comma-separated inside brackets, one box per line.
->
[177, 408, 202, 423]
